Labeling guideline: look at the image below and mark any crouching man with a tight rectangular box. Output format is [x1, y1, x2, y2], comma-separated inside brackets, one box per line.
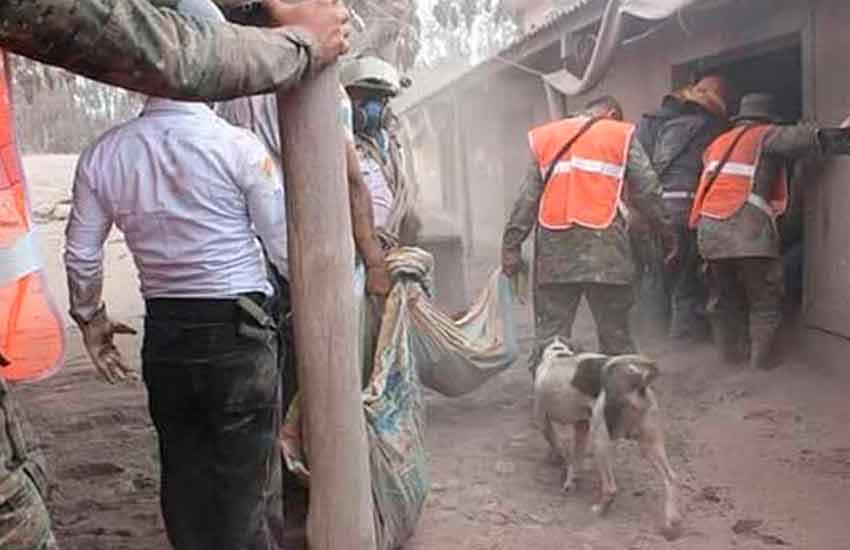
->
[501, 96, 678, 374]
[63, 5, 289, 550]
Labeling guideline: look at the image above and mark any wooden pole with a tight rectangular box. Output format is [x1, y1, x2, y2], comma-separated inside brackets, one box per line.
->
[277, 66, 376, 549]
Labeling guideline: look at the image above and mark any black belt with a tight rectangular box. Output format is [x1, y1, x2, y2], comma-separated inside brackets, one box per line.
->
[145, 293, 267, 323]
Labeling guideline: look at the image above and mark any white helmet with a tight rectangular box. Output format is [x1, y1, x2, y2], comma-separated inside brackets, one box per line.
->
[341, 56, 402, 97]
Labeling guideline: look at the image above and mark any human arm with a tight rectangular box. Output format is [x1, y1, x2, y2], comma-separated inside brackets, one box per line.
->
[65, 160, 137, 383]
[501, 159, 546, 276]
[346, 140, 391, 296]
[0, 0, 349, 100]
[624, 139, 679, 265]
[241, 141, 290, 278]
[762, 123, 822, 159]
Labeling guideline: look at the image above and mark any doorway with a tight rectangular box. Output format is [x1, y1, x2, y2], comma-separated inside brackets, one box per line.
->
[673, 34, 808, 310]
[672, 34, 803, 122]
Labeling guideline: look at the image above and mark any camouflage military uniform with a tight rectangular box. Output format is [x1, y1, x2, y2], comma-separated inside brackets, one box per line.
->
[0, 0, 315, 100]
[696, 123, 821, 368]
[503, 140, 673, 371]
[0, 377, 56, 550]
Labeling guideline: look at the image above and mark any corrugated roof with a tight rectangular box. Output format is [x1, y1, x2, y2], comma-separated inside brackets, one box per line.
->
[394, 0, 602, 113]
[501, 0, 598, 55]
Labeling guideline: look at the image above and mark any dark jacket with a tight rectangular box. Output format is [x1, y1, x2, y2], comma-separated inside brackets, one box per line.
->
[636, 96, 728, 222]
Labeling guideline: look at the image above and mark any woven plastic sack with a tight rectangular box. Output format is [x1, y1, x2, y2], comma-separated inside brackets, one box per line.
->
[281, 248, 523, 549]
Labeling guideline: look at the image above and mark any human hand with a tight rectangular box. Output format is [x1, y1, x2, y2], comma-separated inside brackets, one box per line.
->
[366, 264, 393, 296]
[662, 231, 681, 270]
[77, 306, 138, 384]
[501, 247, 526, 277]
[262, 0, 351, 67]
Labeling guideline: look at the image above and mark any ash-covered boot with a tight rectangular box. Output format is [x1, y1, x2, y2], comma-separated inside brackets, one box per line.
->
[749, 325, 780, 371]
[708, 314, 747, 365]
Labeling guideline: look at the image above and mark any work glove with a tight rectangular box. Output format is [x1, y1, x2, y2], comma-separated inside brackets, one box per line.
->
[501, 247, 527, 278]
[366, 264, 393, 297]
[75, 305, 138, 384]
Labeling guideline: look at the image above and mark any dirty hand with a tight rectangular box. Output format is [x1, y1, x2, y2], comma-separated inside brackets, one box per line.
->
[841, 113, 850, 128]
[366, 264, 393, 296]
[76, 305, 138, 384]
[662, 231, 681, 270]
[501, 247, 526, 277]
[261, 0, 351, 67]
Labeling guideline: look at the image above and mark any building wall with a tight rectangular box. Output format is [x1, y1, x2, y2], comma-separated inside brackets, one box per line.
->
[459, 70, 551, 257]
[805, 0, 850, 364]
[566, 0, 850, 369]
[403, 0, 850, 368]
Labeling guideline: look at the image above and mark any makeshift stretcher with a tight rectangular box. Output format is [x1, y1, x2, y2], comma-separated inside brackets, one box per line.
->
[281, 247, 525, 549]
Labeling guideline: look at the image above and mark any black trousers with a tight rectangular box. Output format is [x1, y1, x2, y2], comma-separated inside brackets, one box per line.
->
[142, 296, 279, 550]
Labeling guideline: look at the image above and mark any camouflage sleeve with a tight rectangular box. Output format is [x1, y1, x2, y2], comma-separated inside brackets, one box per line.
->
[624, 139, 674, 236]
[502, 159, 544, 250]
[0, 0, 313, 101]
[762, 123, 821, 159]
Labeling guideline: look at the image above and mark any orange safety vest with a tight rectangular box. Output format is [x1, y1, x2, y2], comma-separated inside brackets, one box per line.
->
[530, 117, 634, 230]
[0, 51, 65, 382]
[689, 124, 788, 229]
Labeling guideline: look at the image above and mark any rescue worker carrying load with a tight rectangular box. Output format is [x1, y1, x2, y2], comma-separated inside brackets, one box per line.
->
[502, 96, 678, 375]
[690, 92, 850, 370]
[342, 55, 420, 250]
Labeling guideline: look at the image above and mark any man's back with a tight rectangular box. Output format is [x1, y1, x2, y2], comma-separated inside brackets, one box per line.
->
[69, 98, 283, 300]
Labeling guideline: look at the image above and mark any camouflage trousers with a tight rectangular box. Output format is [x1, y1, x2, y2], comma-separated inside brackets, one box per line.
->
[705, 257, 785, 369]
[531, 283, 637, 374]
[0, 379, 56, 550]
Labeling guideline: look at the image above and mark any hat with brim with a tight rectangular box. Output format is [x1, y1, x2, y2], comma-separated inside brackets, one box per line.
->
[731, 93, 782, 123]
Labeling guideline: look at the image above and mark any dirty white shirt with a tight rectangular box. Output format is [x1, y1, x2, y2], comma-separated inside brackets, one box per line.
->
[218, 89, 394, 230]
[65, 98, 287, 321]
[357, 150, 394, 228]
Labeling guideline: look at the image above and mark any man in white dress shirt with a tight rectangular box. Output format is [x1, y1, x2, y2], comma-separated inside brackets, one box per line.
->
[64, 3, 288, 549]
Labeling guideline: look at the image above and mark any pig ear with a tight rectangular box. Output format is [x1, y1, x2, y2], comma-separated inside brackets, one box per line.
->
[629, 356, 659, 388]
[603, 355, 659, 395]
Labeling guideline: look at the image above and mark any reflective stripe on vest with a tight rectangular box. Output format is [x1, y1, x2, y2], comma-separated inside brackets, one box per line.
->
[531, 117, 634, 230]
[0, 231, 41, 285]
[688, 125, 788, 228]
[0, 51, 65, 382]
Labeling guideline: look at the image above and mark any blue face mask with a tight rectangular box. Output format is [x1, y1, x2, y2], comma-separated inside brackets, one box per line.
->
[354, 98, 390, 156]
[356, 98, 385, 136]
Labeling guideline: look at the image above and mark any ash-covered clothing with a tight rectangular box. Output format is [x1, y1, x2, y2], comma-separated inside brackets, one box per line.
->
[355, 130, 418, 245]
[0, 377, 56, 550]
[357, 147, 394, 228]
[0, 0, 314, 101]
[65, 98, 287, 321]
[530, 282, 636, 373]
[705, 257, 785, 367]
[636, 95, 728, 223]
[217, 88, 356, 280]
[503, 139, 671, 286]
[634, 97, 725, 339]
[142, 296, 279, 550]
[696, 123, 821, 260]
